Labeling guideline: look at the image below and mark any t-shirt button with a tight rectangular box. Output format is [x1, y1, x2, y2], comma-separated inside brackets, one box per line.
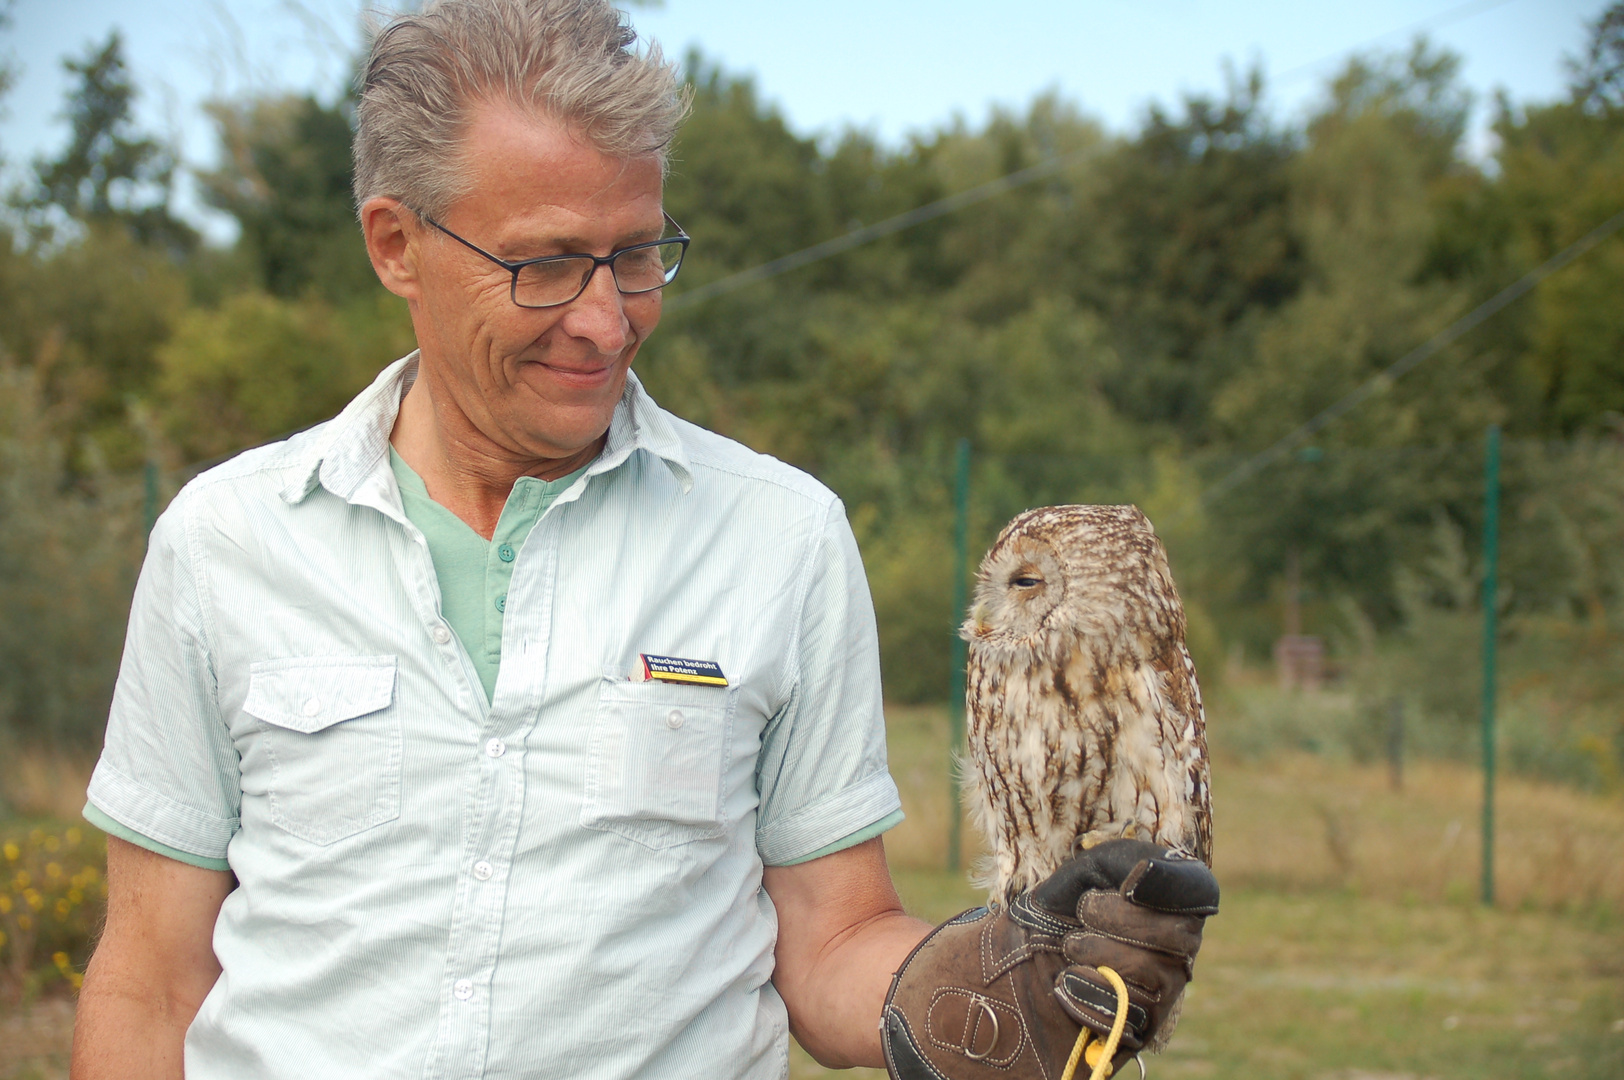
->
[495, 595, 506, 613]
[432, 625, 452, 645]
[473, 860, 494, 881]
[498, 543, 515, 562]
[453, 979, 473, 1001]
[666, 709, 685, 730]
[485, 738, 506, 758]
[302, 697, 321, 717]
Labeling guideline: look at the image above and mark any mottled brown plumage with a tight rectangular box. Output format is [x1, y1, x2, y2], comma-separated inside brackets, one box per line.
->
[962, 504, 1212, 907]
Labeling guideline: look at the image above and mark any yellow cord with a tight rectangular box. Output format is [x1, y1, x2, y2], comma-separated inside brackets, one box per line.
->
[1058, 966, 1131, 1080]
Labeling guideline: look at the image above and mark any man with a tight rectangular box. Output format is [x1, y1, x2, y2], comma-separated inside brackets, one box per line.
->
[72, 3, 1212, 1078]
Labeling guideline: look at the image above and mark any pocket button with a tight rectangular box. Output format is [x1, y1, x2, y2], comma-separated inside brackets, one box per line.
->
[666, 709, 685, 730]
[302, 697, 321, 717]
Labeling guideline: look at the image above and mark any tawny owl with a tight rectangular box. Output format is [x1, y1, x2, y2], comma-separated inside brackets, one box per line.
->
[963, 504, 1212, 906]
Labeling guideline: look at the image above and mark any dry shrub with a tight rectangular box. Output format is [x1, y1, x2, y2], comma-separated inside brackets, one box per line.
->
[1211, 751, 1624, 912]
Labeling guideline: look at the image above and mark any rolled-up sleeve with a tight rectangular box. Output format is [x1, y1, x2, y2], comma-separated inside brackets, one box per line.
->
[86, 495, 241, 863]
[754, 498, 901, 866]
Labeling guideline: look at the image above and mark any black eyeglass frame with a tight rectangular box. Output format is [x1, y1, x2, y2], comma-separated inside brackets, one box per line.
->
[410, 206, 690, 309]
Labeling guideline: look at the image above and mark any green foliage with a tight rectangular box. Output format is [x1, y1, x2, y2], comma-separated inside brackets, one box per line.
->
[200, 93, 376, 301]
[1091, 69, 1303, 436]
[4, 14, 1624, 772]
[0, 224, 189, 468]
[155, 291, 414, 462]
[20, 32, 194, 253]
[1570, 1, 1624, 114]
[0, 357, 140, 748]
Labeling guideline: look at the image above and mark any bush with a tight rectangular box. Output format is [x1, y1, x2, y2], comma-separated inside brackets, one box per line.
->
[1, 822, 106, 1000]
[0, 358, 141, 749]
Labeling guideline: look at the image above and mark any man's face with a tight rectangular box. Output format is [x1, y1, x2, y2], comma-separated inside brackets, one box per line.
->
[407, 101, 667, 461]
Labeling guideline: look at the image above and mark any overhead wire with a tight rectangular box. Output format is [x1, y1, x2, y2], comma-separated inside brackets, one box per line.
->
[662, 0, 1526, 312]
[1188, 207, 1624, 513]
[661, 147, 1098, 311]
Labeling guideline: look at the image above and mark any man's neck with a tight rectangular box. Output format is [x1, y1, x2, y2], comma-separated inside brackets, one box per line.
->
[389, 369, 604, 541]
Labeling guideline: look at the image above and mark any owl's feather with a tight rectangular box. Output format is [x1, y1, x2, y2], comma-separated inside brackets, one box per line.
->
[962, 505, 1212, 905]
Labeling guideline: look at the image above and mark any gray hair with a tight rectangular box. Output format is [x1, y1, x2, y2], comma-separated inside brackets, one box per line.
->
[353, 0, 686, 219]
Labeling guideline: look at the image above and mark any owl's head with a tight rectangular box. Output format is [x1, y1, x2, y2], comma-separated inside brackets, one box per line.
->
[963, 504, 1182, 665]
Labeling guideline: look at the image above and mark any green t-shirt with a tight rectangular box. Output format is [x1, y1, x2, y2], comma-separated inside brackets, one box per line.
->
[389, 446, 586, 703]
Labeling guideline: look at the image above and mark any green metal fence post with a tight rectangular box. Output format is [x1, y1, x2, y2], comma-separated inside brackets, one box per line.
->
[1480, 424, 1501, 907]
[948, 438, 971, 873]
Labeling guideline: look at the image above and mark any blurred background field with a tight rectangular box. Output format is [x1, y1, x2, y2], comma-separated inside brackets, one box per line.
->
[3, 0, 1624, 1077]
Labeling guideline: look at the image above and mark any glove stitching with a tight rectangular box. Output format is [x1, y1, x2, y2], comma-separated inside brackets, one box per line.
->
[882, 1007, 957, 1080]
[926, 987, 1027, 1070]
[1071, 922, 1187, 960]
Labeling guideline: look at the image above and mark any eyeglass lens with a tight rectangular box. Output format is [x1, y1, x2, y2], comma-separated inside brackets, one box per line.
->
[513, 240, 686, 308]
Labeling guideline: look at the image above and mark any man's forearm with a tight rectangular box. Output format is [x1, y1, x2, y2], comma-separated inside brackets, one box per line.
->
[781, 908, 932, 1068]
[70, 837, 231, 1080]
[71, 960, 205, 1080]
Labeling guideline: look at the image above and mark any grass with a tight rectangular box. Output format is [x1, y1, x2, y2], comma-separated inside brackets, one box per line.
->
[6, 697, 1624, 1080]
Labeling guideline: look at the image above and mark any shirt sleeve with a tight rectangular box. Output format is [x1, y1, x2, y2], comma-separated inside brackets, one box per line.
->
[754, 498, 902, 866]
[85, 495, 243, 865]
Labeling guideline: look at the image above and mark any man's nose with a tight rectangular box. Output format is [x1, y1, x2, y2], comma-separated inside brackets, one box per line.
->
[560, 260, 631, 353]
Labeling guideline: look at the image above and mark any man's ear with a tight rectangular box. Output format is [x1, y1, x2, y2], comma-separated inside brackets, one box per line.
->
[361, 197, 421, 300]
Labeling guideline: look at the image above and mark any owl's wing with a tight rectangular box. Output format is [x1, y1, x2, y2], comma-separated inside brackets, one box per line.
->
[1156, 638, 1212, 866]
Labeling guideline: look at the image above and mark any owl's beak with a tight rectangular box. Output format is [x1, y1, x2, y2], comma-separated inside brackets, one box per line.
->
[970, 603, 991, 636]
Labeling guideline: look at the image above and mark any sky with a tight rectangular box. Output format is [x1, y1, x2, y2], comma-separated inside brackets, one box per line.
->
[0, 0, 1606, 240]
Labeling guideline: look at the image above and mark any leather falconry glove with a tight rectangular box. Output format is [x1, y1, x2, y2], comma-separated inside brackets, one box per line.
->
[881, 840, 1219, 1080]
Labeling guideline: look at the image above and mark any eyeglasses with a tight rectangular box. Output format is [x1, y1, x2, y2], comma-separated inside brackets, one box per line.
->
[411, 207, 690, 309]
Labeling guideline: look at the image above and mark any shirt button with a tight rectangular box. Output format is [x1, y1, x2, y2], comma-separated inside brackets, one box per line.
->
[498, 543, 515, 562]
[666, 709, 685, 730]
[302, 697, 321, 717]
[495, 595, 506, 613]
[431, 625, 452, 645]
[485, 738, 506, 758]
[453, 979, 473, 1001]
[473, 860, 493, 881]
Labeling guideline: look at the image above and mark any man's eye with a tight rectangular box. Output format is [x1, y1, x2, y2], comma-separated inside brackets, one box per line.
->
[1012, 577, 1042, 588]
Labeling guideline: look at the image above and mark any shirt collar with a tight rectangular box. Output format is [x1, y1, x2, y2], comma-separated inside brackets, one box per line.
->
[280, 352, 693, 506]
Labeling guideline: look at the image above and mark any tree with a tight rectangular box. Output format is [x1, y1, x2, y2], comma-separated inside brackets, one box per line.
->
[23, 32, 195, 252]
[0, 1, 15, 130]
[1571, 1, 1624, 115]
[199, 92, 376, 301]
[1090, 68, 1304, 440]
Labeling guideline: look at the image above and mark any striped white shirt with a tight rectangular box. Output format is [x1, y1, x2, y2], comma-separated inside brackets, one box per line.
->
[87, 355, 901, 1079]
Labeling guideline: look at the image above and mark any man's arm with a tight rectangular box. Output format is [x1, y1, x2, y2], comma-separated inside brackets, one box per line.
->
[71, 836, 235, 1080]
[763, 837, 931, 1069]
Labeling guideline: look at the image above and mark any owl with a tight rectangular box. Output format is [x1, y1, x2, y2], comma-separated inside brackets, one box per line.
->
[962, 504, 1212, 905]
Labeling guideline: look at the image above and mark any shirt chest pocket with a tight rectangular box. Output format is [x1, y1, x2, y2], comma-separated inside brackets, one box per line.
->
[580, 678, 737, 849]
[243, 656, 402, 846]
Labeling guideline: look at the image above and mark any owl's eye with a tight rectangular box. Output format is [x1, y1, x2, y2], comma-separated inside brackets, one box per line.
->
[1011, 576, 1043, 589]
